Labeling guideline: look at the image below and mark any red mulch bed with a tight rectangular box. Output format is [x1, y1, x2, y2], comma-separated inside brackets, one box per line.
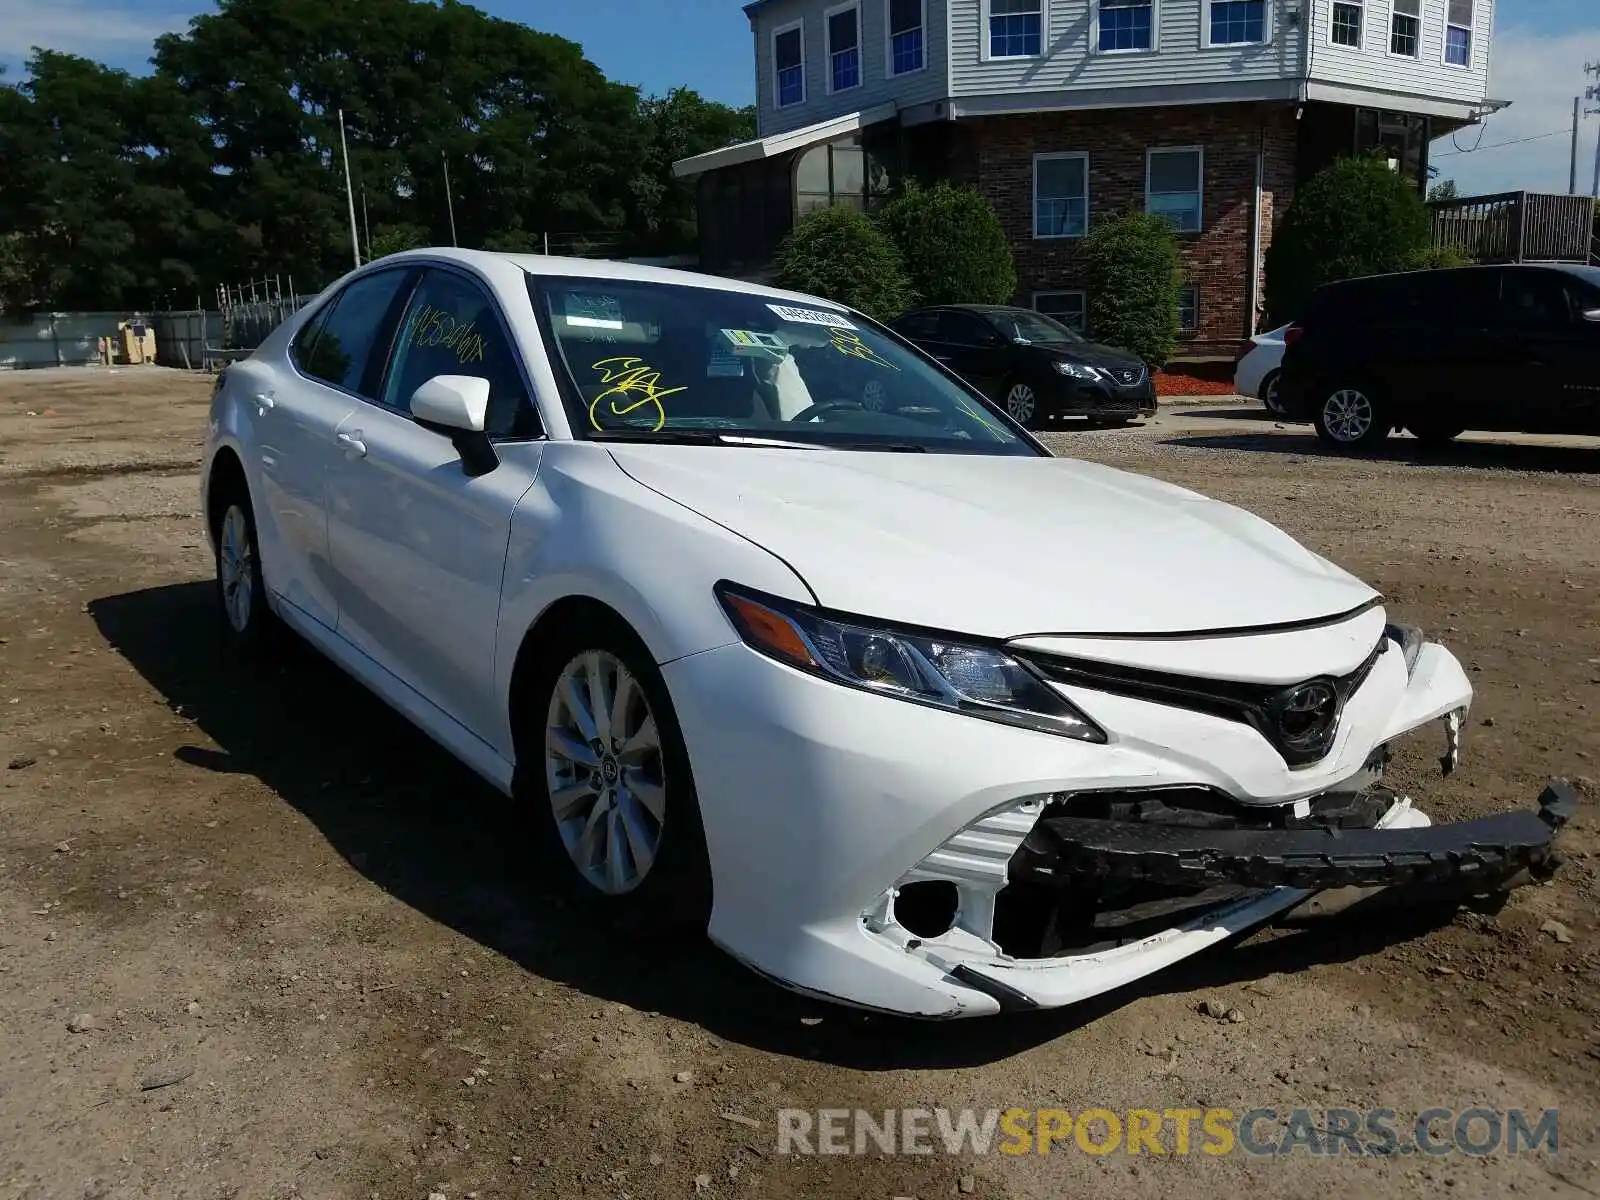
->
[1152, 368, 1237, 397]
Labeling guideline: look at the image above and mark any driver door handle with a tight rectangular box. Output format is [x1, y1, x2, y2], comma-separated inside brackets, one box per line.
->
[338, 431, 367, 459]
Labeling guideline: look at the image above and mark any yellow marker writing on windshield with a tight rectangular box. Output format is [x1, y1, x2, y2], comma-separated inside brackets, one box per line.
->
[589, 357, 687, 432]
[830, 329, 899, 370]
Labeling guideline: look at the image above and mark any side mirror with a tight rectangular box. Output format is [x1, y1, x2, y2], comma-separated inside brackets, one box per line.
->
[410, 375, 498, 477]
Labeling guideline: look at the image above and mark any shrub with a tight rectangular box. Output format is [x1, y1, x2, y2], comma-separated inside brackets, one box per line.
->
[1405, 244, 1473, 270]
[1081, 210, 1181, 367]
[878, 181, 1017, 305]
[1266, 153, 1431, 321]
[774, 205, 913, 321]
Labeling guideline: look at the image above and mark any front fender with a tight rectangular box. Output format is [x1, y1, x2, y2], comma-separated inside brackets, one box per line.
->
[490, 444, 813, 755]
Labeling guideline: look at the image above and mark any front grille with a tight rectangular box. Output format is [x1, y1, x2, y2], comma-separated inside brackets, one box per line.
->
[1108, 365, 1146, 388]
[1098, 393, 1142, 411]
[1020, 640, 1389, 767]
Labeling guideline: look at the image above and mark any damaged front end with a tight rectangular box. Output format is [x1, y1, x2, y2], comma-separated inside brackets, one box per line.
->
[856, 626, 1578, 1015]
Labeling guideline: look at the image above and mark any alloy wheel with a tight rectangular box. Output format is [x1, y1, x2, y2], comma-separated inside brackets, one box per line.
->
[544, 650, 666, 895]
[1005, 383, 1036, 424]
[218, 504, 255, 633]
[1264, 373, 1283, 415]
[1322, 388, 1374, 443]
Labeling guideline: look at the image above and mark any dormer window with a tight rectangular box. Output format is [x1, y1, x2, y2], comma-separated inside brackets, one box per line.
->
[774, 22, 805, 108]
[1444, 0, 1473, 66]
[989, 0, 1043, 59]
[1098, 0, 1155, 53]
[826, 3, 862, 93]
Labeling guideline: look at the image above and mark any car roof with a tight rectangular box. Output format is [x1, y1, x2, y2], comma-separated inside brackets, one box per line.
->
[366, 246, 851, 311]
[899, 303, 1027, 317]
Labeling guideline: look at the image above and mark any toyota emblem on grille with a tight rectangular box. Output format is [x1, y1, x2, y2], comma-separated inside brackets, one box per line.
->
[1272, 681, 1340, 753]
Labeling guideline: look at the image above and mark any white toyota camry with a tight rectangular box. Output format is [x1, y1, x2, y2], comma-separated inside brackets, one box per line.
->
[201, 249, 1572, 1018]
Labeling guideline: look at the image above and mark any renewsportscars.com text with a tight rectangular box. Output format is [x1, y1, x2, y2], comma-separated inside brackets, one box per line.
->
[776, 1106, 1560, 1158]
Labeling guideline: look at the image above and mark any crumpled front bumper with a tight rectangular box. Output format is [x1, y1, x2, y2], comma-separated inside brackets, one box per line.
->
[1013, 780, 1575, 892]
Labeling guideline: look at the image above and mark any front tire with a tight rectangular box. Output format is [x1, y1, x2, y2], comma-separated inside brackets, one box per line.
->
[1314, 384, 1390, 450]
[1001, 380, 1039, 428]
[214, 491, 272, 651]
[523, 614, 711, 935]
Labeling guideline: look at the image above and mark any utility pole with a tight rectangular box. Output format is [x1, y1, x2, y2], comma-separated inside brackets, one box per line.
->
[1570, 95, 1581, 194]
[442, 153, 459, 247]
[361, 187, 372, 260]
[1586, 63, 1600, 198]
[338, 109, 361, 270]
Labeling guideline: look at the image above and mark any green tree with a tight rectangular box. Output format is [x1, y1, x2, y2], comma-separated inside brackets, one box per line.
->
[774, 206, 912, 321]
[368, 224, 428, 260]
[1081, 210, 1181, 367]
[1266, 154, 1432, 321]
[636, 89, 755, 253]
[1427, 178, 1460, 203]
[878, 181, 1016, 306]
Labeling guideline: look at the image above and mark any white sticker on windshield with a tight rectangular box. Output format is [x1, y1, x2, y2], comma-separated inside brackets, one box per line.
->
[767, 303, 856, 330]
[565, 315, 625, 330]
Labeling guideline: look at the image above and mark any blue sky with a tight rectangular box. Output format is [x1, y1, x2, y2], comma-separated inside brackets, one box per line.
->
[2, 0, 1596, 194]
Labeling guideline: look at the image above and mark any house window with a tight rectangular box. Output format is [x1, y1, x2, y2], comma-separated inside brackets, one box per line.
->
[1035, 291, 1087, 333]
[1331, 1, 1362, 47]
[1389, 0, 1419, 56]
[794, 136, 891, 217]
[774, 23, 805, 108]
[989, 0, 1042, 59]
[1034, 153, 1088, 239]
[889, 0, 925, 74]
[1178, 285, 1198, 333]
[826, 4, 861, 93]
[1146, 148, 1202, 233]
[1444, 0, 1472, 66]
[1099, 0, 1154, 52]
[1209, 0, 1265, 45]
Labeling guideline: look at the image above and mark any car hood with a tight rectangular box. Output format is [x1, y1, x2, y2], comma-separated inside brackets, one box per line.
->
[607, 446, 1378, 638]
[1038, 340, 1143, 369]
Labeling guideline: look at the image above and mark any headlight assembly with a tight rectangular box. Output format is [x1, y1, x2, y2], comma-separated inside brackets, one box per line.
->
[715, 584, 1106, 742]
[1385, 623, 1425, 676]
[1052, 360, 1102, 381]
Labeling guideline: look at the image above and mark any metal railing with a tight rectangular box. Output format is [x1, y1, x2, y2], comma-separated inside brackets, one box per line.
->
[1428, 191, 1597, 264]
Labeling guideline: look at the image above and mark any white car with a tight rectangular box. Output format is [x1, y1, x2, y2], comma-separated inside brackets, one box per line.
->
[1234, 323, 1289, 414]
[201, 249, 1571, 1018]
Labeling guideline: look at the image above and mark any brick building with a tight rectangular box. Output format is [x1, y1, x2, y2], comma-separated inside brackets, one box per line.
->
[674, 0, 1503, 355]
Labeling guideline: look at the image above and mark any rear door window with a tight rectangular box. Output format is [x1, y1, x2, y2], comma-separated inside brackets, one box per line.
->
[893, 310, 942, 340]
[296, 268, 414, 397]
[1500, 271, 1576, 330]
[938, 311, 996, 347]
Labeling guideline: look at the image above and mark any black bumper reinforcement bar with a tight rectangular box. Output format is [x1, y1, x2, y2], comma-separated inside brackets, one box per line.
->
[1011, 780, 1576, 891]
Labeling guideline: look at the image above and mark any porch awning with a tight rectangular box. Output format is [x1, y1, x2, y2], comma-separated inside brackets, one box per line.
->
[672, 103, 899, 179]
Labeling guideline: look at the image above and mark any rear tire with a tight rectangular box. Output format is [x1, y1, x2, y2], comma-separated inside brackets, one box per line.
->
[518, 612, 712, 937]
[1314, 383, 1390, 450]
[1409, 421, 1465, 446]
[212, 487, 274, 653]
[1261, 370, 1285, 415]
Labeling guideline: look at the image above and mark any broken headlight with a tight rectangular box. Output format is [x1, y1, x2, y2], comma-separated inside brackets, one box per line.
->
[1385, 623, 1425, 677]
[716, 583, 1106, 742]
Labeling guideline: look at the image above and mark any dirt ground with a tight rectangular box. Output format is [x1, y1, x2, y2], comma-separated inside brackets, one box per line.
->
[1, 365, 1597, 1200]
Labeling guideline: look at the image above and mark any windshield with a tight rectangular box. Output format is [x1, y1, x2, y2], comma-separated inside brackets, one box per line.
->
[985, 309, 1085, 346]
[527, 275, 1040, 455]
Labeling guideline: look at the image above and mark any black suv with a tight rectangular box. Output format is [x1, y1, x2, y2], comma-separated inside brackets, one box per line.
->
[1278, 264, 1600, 449]
[888, 304, 1155, 429]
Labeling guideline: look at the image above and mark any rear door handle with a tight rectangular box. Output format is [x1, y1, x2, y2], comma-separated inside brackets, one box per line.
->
[253, 391, 275, 415]
[337, 431, 367, 458]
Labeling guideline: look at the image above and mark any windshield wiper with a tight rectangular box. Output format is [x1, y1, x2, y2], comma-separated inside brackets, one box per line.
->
[588, 428, 927, 452]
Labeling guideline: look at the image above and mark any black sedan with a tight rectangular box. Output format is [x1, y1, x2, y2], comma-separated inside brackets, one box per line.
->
[888, 304, 1155, 429]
